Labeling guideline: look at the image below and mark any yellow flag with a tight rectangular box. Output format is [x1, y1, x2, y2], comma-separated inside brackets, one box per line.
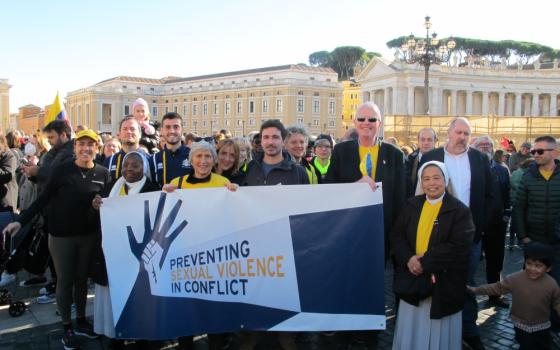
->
[45, 92, 67, 124]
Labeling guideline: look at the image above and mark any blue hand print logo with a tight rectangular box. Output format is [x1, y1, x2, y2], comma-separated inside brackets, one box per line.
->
[127, 192, 187, 288]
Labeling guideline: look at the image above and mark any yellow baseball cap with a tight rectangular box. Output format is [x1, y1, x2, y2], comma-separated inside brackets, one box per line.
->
[75, 129, 99, 142]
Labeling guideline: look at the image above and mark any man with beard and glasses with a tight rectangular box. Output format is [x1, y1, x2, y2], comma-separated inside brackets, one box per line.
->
[104, 115, 147, 185]
[150, 112, 191, 189]
[472, 135, 511, 309]
[420, 118, 494, 350]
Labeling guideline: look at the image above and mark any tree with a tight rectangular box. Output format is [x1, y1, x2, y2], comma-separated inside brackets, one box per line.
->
[309, 51, 331, 67]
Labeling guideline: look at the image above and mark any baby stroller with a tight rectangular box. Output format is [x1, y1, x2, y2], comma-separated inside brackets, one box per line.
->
[0, 211, 34, 317]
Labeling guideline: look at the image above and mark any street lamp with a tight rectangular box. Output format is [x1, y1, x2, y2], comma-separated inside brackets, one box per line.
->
[400, 15, 456, 115]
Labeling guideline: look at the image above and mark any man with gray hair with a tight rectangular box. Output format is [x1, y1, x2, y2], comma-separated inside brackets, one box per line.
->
[420, 117, 494, 350]
[405, 127, 437, 197]
[472, 135, 511, 309]
[325, 101, 405, 349]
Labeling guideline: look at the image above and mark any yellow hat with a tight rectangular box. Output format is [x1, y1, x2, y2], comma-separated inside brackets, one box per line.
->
[75, 129, 99, 142]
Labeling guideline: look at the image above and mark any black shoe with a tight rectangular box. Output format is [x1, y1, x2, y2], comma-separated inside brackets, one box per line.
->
[489, 296, 509, 308]
[74, 320, 99, 339]
[463, 335, 485, 350]
[61, 329, 80, 350]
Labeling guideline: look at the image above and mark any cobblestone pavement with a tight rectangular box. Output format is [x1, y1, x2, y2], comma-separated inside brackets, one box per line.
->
[1, 244, 559, 350]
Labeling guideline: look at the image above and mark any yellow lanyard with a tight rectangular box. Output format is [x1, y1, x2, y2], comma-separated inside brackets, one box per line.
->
[115, 153, 122, 179]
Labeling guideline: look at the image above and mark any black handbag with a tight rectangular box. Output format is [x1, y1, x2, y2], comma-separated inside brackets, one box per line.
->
[393, 268, 433, 299]
[23, 229, 50, 275]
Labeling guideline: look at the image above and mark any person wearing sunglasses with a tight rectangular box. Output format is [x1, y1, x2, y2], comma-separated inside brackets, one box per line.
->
[513, 136, 560, 330]
[324, 101, 405, 349]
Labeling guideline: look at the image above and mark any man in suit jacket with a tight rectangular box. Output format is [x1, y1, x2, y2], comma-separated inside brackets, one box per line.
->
[405, 127, 437, 197]
[324, 101, 405, 349]
[420, 117, 494, 350]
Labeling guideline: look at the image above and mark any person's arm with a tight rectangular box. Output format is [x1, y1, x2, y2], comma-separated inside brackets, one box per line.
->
[0, 152, 16, 184]
[553, 286, 560, 318]
[420, 205, 474, 272]
[470, 277, 512, 296]
[18, 164, 61, 225]
[513, 175, 529, 242]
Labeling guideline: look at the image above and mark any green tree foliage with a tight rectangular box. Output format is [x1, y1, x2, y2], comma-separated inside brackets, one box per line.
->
[309, 46, 377, 80]
[386, 36, 556, 65]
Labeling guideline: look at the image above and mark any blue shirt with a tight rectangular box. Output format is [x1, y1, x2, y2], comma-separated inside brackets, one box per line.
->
[150, 145, 191, 188]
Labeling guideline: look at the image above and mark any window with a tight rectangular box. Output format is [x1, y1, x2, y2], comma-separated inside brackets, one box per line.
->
[236, 119, 243, 126]
[329, 101, 335, 115]
[225, 119, 231, 126]
[276, 99, 283, 113]
[296, 117, 304, 125]
[298, 91, 304, 95]
[297, 99, 304, 113]
[183, 104, 188, 116]
[152, 106, 158, 118]
[237, 101, 242, 114]
[262, 99, 269, 113]
[102, 104, 112, 124]
[213, 103, 219, 115]
[249, 119, 255, 126]
[313, 92, 319, 97]
[203, 120, 207, 127]
[203, 103, 208, 115]
[192, 104, 198, 116]
[225, 102, 231, 115]
[249, 101, 255, 114]
[124, 104, 130, 115]
[313, 119, 320, 126]
[173, 106, 178, 113]
[328, 119, 335, 127]
[313, 100, 320, 114]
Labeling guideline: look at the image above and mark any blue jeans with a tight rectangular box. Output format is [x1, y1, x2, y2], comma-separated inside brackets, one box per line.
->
[463, 240, 482, 337]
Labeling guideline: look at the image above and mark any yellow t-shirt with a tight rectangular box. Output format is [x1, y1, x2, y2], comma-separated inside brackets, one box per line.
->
[416, 200, 443, 255]
[359, 145, 380, 180]
[540, 168, 553, 181]
[169, 173, 230, 189]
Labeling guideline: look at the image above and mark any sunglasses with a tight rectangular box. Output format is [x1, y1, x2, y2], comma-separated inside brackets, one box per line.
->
[530, 149, 554, 155]
[194, 136, 215, 143]
[356, 117, 378, 123]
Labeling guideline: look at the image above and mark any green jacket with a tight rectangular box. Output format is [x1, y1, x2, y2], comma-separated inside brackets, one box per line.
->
[514, 160, 560, 243]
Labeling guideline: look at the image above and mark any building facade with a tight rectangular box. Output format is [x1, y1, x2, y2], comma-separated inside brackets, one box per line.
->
[17, 104, 45, 135]
[66, 64, 343, 137]
[341, 80, 361, 131]
[0, 79, 11, 132]
[358, 57, 560, 118]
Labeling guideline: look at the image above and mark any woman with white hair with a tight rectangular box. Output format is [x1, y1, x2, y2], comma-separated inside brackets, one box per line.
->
[391, 161, 474, 350]
[166, 141, 237, 191]
[132, 98, 159, 154]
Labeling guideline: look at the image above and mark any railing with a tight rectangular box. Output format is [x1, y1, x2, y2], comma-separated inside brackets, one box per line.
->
[383, 115, 560, 146]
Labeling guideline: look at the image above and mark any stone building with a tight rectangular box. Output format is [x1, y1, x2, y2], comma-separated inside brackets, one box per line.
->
[0, 79, 11, 132]
[66, 64, 343, 137]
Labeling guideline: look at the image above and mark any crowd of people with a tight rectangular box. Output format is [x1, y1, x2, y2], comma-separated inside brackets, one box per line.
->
[0, 97, 559, 350]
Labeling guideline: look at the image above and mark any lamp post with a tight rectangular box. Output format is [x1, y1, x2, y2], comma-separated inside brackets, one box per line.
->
[400, 16, 456, 115]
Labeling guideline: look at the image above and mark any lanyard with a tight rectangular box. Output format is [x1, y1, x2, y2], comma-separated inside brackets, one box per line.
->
[115, 153, 122, 179]
[163, 151, 167, 185]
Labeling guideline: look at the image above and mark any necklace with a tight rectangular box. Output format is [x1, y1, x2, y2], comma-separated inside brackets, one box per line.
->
[79, 167, 93, 179]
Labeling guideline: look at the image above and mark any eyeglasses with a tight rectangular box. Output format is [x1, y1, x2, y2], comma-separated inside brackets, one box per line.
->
[356, 117, 378, 123]
[530, 149, 554, 155]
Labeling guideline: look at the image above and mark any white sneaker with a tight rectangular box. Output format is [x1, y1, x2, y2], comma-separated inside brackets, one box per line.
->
[37, 293, 56, 304]
[0, 272, 15, 288]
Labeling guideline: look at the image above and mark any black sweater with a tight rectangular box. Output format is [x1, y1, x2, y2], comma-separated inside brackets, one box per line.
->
[18, 161, 110, 237]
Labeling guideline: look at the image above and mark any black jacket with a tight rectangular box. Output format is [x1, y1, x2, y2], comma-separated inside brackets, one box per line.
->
[34, 140, 74, 193]
[405, 150, 421, 198]
[514, 160, 560, 244]
[242, 151, 309, 186]
[324, 140, 406, 256]
[420, 147, 494, 242]
[391, 194, 474, 319]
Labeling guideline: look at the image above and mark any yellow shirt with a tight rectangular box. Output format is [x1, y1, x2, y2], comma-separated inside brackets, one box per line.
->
[416, 200, 443, 255]
[170, 173, 230, 189]
[540, 168, 553, 181]
[359, 145, 380, 180]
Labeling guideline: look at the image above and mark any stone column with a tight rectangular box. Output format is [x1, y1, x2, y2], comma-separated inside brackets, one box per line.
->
[431, 87, 441, 115]
[514, 93, 522, 116]
[407, 87, 415, 115]
[550, 94, 558, 117]
[384, 88, 391, 115]
[498, 92, 505, 116]
[450, 90, 457, 116]
[532, 93, 540, 116]
[465, 91, 473, 115]
[392, 88, 400, 115]
[482, 92, 489, 116]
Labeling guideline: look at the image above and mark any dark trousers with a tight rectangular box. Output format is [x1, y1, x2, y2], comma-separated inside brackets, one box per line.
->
[514, 327, 551, 350]
[482, 219, 507, 284]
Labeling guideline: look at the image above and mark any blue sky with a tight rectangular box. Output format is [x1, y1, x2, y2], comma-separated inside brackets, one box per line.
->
[1, 0, 558, 113]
